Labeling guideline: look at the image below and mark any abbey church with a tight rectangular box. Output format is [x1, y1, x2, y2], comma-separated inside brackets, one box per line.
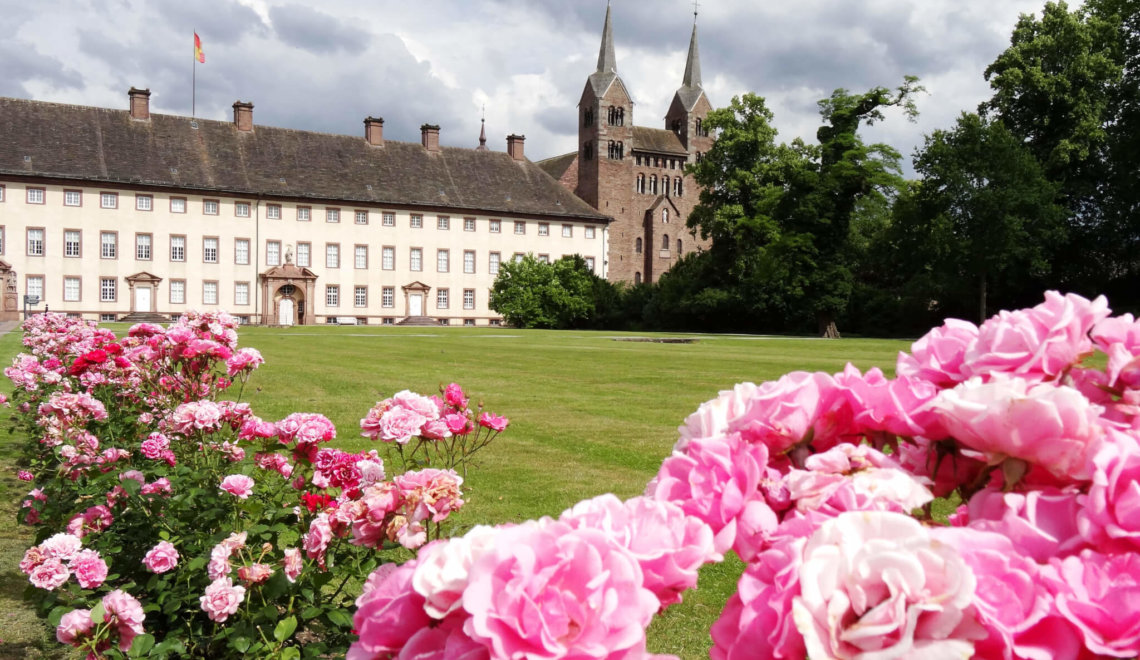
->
[540, 5, 713, 284]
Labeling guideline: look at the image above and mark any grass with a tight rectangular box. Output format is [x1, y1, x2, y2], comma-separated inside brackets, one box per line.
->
[0, 324, 910, 659]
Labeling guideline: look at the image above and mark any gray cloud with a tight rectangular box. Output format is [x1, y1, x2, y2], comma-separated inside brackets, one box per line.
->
[0, 39, 83, 96]
[269, 4, 371, 56]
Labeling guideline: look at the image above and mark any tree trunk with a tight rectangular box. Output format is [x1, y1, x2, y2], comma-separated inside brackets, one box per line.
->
[818, 312, 841, 339]
[978, 270, 988, 324]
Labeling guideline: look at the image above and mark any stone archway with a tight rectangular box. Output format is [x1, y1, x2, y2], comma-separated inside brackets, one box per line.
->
[0, 260, 17, 322]
[259, 261, 317, 326]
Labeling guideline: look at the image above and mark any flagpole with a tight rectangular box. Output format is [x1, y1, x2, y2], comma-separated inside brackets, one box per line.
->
[192, 29, 197, 118]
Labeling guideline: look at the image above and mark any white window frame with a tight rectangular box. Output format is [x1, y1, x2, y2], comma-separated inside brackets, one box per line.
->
[326, 285, 339, 307]
[410, 214, 423, 229]
[382, 212, 395, 227]
[514, 221, 526, 235]
[64, 277, 80, 302]
[64, 230, 81, 258]
[26, 188, 44, 204]
[234, 238, 250, 265]
[203, 281, 218, 305]
[437, 288, 449, 309]
[382, 246, 395, 270]
[410, 247, 422, 272]
[585, 226, 596, 239]
[136, 234, 152, 261]
[100, 192, 118, 209]
[538, 223, 549, 236]
[464, 217, 476, 232]
[437, 249, 449, 273]
[235, 202, 251, 218]
[562, 224, 573, 238]
[438, 216, 450, 231]
[136, 194, 153, 211]
[355, 245, 368, 269]
[203, 237, 219, 263]
[235, 282, 250, 306]
[297, 243, 311, 267]
[100, 277, 117, 302]
[489, 252, 500, 275]
[354, 285, 367, 308]
[100, 232, 116, 259]
[463, 289, 475, 310]
[266, 204, 282, 220]
[355, 210, 369, 225]
[64, 190, 82, 207]
[266, 241, 281, 266]
[463, 250, 475, 274]
[203, 199, 219, 215]
[170, 236, 186, 262]
[170, 280, 186, 304]
[326, 208, 340, 223]
[326, 244, 340, 268]
[382, 287, 394, 308]
[170, 197, 187, 214]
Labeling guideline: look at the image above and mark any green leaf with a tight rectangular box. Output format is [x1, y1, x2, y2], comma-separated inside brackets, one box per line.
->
[325, 608, 353, 629]
[128, 633, 155, 657]
[274, 616, 298, 643]
[301, 606, 322, 619]
[280, 647, 301, 660]
[231, 636, 251, 653]
[48, 605, 70, 627]
[89, 601, 106, 625]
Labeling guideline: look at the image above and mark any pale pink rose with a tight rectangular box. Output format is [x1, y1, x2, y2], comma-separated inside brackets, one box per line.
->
[1053, 550, 1140, 656]
[711, 535, 806, 660]
[68, 549, 108, 588]
[963, 291, 1109, 382]
[56, 609, 94, 646]
[834, 365, 944, 438]
[283, 547, 303, 583]
[221, 531, 247, 553]
[1091, 313, 1140, 389]
[119, 470, 145, 485]
[392, 390, 440, 420]
[143, 541, 180, 574]
[395, 468, 465, 524]
[723, 371, 853, 456]
[675, 382, 759, 454]
[225, 347, 264, 376]
[171, 400, 223, 434]
[651, 434, 778, 558]
[896, 318, 979, 388]
[200, 577, 246, 623]
[19, 545, 46, 574]
[461, 519, 659, 660]
[207, 555, 232, 580]
[792, 511, 983, 659]
[560, 494, 719, 609]
[412, 526, 499, 619]
[965, 487, 1087, 562]
[40, 533, 83, 560]
[141, 477, 173, 497]
[102, 589, 145, 651]
[930, 375, 1105, 481]
[219, 474, 255, 499]
[29, 557, 69, 590]
[379, 407, 428, 444]
[933, 527, 1084, 660]
[420, 418, 452, 440]
[786, 450, 933, 517]
[237, 563, 274, 585]
[348, 561, 433, 660]
[476, 412, 509, 432]
[304, 513, 334, 564]
[357, 458, 386, 487]
[1079, 428, 1140, 552]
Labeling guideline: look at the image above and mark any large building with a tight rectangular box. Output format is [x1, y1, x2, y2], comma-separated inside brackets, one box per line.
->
[539, 6, 713, 284]
[0, 91, 609, 325]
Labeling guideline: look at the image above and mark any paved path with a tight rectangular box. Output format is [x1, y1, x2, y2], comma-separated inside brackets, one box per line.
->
[0, 320, 19, 336]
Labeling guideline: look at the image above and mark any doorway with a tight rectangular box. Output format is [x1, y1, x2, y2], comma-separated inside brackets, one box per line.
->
[279, 298, 295, 326]
[409, 293, 423, 316]
[136, 287, 152, 313]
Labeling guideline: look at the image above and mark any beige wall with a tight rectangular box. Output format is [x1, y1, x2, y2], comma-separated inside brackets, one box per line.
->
[0, 180, 607, 325]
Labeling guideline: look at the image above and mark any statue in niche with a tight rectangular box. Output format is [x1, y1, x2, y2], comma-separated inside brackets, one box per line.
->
[5, 271, 15, 293]
[285, 244, 294, 264]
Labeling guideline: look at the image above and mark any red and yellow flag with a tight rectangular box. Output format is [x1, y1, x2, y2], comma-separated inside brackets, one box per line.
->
[194, 32, 205, 63]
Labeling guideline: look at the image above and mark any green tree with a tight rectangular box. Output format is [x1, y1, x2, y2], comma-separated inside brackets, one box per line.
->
[488, 254, 596, 329]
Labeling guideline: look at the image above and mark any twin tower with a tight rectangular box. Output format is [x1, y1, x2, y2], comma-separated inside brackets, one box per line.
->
[540, 5, 714, 284]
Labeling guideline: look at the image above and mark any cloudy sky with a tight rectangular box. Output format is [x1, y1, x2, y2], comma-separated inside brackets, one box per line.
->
[1, 0, 1051, 173]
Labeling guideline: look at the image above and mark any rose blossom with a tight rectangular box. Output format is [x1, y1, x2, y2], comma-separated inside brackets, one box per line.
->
[461, 519, 659, 659]
[68, 549, 108, 588]
[1079, 427, 1140, 551]
[443, 383, 468, 408]
[411, 526, 499, 619]
[391, 390, 440, 419]
[1053, 550, 1140, 656]
[102, 589, 145, 651]
[56, 608, 94, 647]
[348, 561, 433, 659]
[792, 511, 983, 659]
[143, 541, 180, 573]
[711, 534, 806, 660]
[219, 474, 255, 499]
[237, 563, 274, 585]
[139, 432, 170, 459]
[283, 547, 303, 583]
[200, 577, 246, 623]
[377, 407, 428, 444]
[896, 317, 979, 387]
[17, 470, 33, 481]
[962, 487, 1087, 563]
[477, 412, 509, 432]
[39, 533, 83, 560]
[29, 557, 69, 590]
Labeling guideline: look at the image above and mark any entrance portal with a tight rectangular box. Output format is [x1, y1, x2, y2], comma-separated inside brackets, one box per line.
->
[409, 293, 423, 316]
[279, 298, 295, 326]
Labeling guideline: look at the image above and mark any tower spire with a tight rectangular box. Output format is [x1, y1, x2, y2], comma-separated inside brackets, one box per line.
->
[596, 1, 617, 74]
[682, 10, 702, 89]
[477, 105, 487, 150]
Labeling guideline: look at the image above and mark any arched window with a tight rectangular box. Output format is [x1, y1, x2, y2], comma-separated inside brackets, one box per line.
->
[608, 106, 624, 126]
[634, 272, 642, 284]
[663, 176, 670, 196]
[635, 174, 645, 194]
[662, 234, 670, 250]
[650, 175, 657, 194]
[584, 109, 594, 127]
[674, 177, 682, 196]
[671, 118, 681, 132]
[677, 238, 682, 253]
[635, 237, 643, 254]
[608, 140, 623, 160]
[662, 208, 669, 224]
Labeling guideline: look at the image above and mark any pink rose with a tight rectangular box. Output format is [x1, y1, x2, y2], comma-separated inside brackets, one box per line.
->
[930, 375, 1105, 482]
[140, 432, 170, 459]
[964, 487, 1087, 562]
[1079, 428, 1140, 551]
[444, 413, 472, 435]
[56, 608, 94, 646]
[711, 536, 806, 660]
[392, 390, 440, 420]
[40, 533, 83, 560]
[220, 474, 255, 499]
[785, 444, 933, 516]
[17, 470, 33, 481]
[237, 562, 274, 585]
[476, 412, 508, 432]
[304, 513, 334, 564]
[560, 494, 720, 609]
[715, 372, 852, 456]
[68, 549, 108, 588]
[461, 520, 659, 660]
[1053, 550, 1140, 656]
[143, 541, 180, 574]
[834, 365, 943, 438]
[793, 511, 983, 659]
[896, 317, 979, 387]
[379, 407, 428, 444]
[283, 547, 303, 583]
[29, 557, 69, 590]
[200, 577, 246, 623]
[348, 561, 433, 659]
[102, 589, 145, 651]
[963, 291, 1109, 382]
[412, 526, 499, 619]
[443, 383, 468, 409]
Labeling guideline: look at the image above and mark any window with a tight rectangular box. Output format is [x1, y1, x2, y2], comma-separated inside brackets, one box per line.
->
[437, 249, 449, 273]
[674, 178, 683, 196]
[514, 252, 525, 263]
[26, 276, 43, 300]
[203, 199, 218, 215]
[663, 176, 670, 196]
[382, 212, 395, 227]
[98, 232, 116, 259]
[464, 319, 475, 326]
[235, 202, 251, 218]
[266, 241, 281, 266]
[438, 216, 450, 230]
[234, 238, 249, 265]
[382, 287, 394, 308]
[562, 224, 573, 238]
[538, 254, 549, 264]
[170, 235, 186, 262]
[100, 277, 117, 302]
[171, 197, 187, 213]
[607, 106, 625, 126]
[326, 208, 340, 223]
[634, 272, 642, 285]
[297, 242, 311, 267]
[463, 250, 475, 274]
[64, 277, 80, 302]
[677, 238, 683, 253]
[489, 219, 501, 233]
[266, 204, 282, 219]
[235, 282, 250, 306]
[170, 280, 186, 304]
[326, 285, 339, 307]
[636, 174, 645, 194]
[382, 246, 395, 270]
[662, 234, 670, 250]
[297, 206, 311, 222]
[26, 228, 45, 256]
[0, 226, 4, 254]
[635, 237, 643, 254]
[27, 187, 45, 204]
[64, 190, 82, 207]
[585, 226, 596, 239]
[354, 286, 367, 308]
[410, 248, 423, 271]
[0, 184, 5, 202]
[203, 237, 218, 263]
[583, 141, 594, 161]
[203, 281, 218, 305]
[410, 214, 423, 229]
[514, 221, 525, 235]
[463, 289, 475, 310]
[64, 230, 81, 258]
[355, 210, 368, 225]
[437, 289, 449, 309]
[650, 175, 658, 195]
[585, 257, 595, 271]
[326, 243, 340, 268]
[607, 140, 624, 159]
[136, 194, 153, 211]
[538, 223, 550, 236]
[136, 233, 153, 261]
[464, 217, 476, 232]
[584, 108, 594, 126]
[489, 252, 501, 275]
[355, 245, 368, 269]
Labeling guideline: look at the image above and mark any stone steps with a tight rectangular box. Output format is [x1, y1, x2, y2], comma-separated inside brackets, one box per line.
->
[396, 316, 441, 327]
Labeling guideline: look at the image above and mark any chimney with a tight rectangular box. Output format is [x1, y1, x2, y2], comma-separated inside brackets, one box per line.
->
[507, 134, 526, 161]
[128, 87, 151, 120]
[421, 124, 440, 152]
[364, 116, 385, 147]
[232, 101, 254, 131]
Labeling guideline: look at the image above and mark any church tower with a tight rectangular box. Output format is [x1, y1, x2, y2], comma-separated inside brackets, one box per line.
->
[665, 18, 714, 158]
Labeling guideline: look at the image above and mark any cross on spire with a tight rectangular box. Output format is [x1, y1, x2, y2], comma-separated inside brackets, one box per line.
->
[692, 0, 700, 22]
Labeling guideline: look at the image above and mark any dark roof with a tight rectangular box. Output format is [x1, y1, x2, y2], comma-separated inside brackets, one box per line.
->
[0, 97, 608, 222]
[631, 126, 687, 155]
[536, 152, 577, 181]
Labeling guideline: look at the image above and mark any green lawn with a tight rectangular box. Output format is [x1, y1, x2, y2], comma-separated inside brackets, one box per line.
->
[0, 324, 910, 659]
